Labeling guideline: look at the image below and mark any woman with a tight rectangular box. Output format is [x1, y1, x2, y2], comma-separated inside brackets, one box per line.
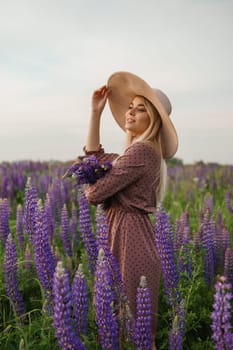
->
[84, 71, 178, 348]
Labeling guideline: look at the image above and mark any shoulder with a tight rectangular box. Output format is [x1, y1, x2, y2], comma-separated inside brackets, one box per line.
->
[125, 141, 160, 158]
[121, 141, 161, 167]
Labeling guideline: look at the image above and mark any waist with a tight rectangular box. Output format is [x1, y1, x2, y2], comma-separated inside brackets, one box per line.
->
[106, 202, 150, 216]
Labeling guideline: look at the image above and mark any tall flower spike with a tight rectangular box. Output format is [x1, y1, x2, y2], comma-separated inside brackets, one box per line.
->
[214, 213, 225, 274]
[96, 206, 130, 338]
[134, 276, 152, 350]
[34, 199, 56, 296]
[95, 248, 119, 350]
[178, 226, 192, 280]
[96, 205, 126, 298]
[201, 210, 215, 285]
[224, 248, 233, 287]
[53, 261, 87, 350]
[155, 207, 180, 305]
[0, 198, 10, 245]
[169, 300, 185, 350]
[61, 204, 72, 257]
[72, 264, 88, 335]
[77, 187, 97, 275]
[211, 276, 233, 349]
[169, 315, 183, 350]
[70, 202, 79, 244]
[48, 178, 66, 226]
[175, 211, 190, 251]
[24, 177, 38, 243]
[4, 233, 25, 317]
[44, 193, 55, 240]
[175, 211, 192, 280]
[16, 204, 25, 250]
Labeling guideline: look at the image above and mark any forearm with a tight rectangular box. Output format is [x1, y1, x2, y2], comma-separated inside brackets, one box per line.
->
[85, 111, 101, 151]
[85, 85, 110, 152]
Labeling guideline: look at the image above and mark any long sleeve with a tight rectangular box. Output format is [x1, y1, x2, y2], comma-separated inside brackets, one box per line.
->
[83, 145, 119, 163]
[85, 142, 153, 205]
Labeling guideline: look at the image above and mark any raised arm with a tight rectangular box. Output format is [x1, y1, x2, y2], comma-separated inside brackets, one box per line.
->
[85, 85, 111, 152]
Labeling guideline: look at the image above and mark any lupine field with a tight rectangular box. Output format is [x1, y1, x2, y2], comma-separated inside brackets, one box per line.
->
[0, 158, 233, 350]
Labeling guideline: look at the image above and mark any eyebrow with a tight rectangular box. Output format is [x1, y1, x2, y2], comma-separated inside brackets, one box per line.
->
[129, 102, 146, 107]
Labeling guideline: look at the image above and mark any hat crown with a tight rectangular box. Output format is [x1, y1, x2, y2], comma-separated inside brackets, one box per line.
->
[153, 88, 172, 116]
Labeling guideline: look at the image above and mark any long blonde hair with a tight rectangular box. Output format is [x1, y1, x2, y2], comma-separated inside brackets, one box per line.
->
[125, 96, 167, 206]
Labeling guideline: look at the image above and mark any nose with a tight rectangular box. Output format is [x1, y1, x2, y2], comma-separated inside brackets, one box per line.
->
[129, 107, 136, 116]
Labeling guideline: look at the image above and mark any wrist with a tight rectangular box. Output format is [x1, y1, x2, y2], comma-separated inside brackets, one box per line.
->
[90, 109, 102, 119]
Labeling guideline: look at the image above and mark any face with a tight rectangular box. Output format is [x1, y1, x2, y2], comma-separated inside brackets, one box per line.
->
[125, 96, 150, 136]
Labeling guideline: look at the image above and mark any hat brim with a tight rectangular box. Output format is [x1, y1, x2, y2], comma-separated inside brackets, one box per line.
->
[107, 71, 178, 159]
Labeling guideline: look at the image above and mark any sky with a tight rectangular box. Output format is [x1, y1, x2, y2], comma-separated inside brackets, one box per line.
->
[0, 0, 233, 164]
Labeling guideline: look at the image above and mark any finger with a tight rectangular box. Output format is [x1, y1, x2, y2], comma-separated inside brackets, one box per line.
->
[93, 85, 106, 95]
[100, 85, 107, 95]
[104, 87, 111, 98]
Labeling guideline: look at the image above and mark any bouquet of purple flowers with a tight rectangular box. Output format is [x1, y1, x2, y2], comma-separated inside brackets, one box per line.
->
[63, 155, 112, 185]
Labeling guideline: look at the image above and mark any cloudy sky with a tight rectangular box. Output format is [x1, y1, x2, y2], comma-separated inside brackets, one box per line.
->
[0, 0, 232, 164]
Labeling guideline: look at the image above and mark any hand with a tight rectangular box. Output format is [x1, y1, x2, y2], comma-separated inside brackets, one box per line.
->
[91, 85, 111, 115]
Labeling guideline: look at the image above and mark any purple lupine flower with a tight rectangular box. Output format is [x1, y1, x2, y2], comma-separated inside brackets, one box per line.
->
[215, 211, 231, 276]
[193, 229, 202, 251]
[0, 172, 8, 199]
[134, 276, 152, 350]
[175, 211, 192, 279]
[70, 202, 79, 244]
[63, 155, 112, 185]
[61, 204, 72, 257]
[77, 187, 97, 275]
[72, 264, 88, 335]
[4, 233, 25, 317]
[34, 199, 56, 295]
[48, 178, 66, 226]
[44, 193, 55, 241]
[174, 211, 190, 251]
[16, 204, 24, 250]
[24, 177, 38, 243]
[53, 261, 87, 350]
[201, 210, 215, 285]
[214, 212, 225, 275]
[169, 316, 183, 350]
[0, 198, 10, 245]
[221, 225, 231, 256]
[226, 191, 233, 214]
[95, 248, 119, 350]
[0, 198, 10, 241]
[224, 248, 233, 287]
[155, 207, 180, 305]
[169, 300, 185, 350]
[96, 206, 131, 339]
[96, 206, 126, 299]
[211, 276, 233, 349]
[177, 227, 193, 280]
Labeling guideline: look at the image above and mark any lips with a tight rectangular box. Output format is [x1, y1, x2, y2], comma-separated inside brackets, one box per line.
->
[126, 118, 135, 123]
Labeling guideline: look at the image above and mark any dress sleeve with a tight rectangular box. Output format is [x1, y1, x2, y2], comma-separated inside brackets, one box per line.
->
[83, 145, 119, 163]
[85, 142, 147, 205]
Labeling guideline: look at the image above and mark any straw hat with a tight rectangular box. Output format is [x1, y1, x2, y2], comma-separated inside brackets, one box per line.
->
[107, 71, 178, 159]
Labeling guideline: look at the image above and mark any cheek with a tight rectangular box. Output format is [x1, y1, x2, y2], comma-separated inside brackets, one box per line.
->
[141, 115, 150, 130]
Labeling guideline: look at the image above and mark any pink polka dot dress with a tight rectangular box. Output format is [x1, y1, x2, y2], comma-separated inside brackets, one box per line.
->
[85, 140, 162, 335]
